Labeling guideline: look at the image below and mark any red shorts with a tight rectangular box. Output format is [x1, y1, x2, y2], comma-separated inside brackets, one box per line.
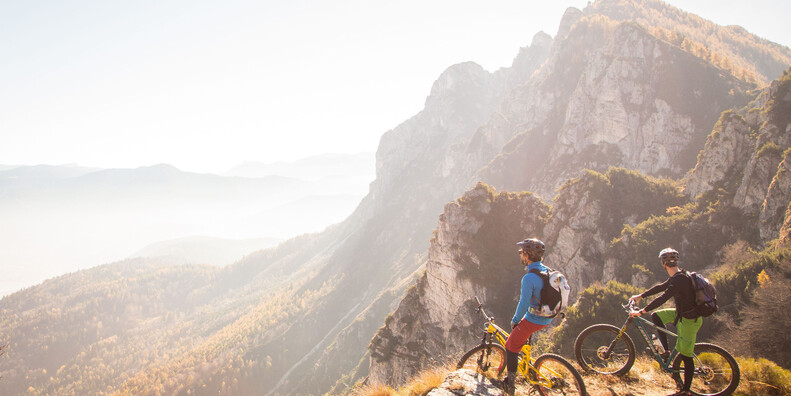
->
[505, 319, 549, 353]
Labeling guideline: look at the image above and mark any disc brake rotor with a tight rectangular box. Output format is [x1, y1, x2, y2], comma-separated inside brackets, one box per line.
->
[596, 346, 611, 360]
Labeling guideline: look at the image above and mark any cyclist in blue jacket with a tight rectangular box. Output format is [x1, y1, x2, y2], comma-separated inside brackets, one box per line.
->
[497, 238, 552, 395]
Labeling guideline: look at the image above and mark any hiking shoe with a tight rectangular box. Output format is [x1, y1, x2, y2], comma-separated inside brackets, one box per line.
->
[660, 351, 671, 362]
[491, 376, 515, 395]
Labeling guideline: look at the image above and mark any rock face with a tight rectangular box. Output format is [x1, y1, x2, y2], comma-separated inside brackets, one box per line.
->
[368, 184, 549, 385]
[474, 15, 751, 200]
[762, 150, 791, 242]
[368, 168, 688, 384]
[426, 369, 503, 396]
[366, 2, 791, 390]
[685, 69, 791, 243]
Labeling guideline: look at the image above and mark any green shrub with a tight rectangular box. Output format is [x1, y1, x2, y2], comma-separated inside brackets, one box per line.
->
[756, 141, 783, 159]
[734, 357, 791, 395]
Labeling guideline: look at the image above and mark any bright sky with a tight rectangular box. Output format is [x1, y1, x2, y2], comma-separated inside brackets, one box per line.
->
[1, 0, 789, 174]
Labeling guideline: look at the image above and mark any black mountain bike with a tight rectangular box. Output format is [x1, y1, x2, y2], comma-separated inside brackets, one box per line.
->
[574, 301, 739, 396]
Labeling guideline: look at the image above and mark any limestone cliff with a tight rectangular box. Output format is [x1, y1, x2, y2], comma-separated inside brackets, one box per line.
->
[473, 13, 751, 200]
[762, 150, 791, 243]
[685, 68, 791, 243]
[366, 2, 791, 389]
[367, 169, 687, 385]
[368, 183, 549, 385]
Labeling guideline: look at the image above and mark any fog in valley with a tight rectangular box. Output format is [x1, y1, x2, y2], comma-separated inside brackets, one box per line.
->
[0, 153, 374, 297]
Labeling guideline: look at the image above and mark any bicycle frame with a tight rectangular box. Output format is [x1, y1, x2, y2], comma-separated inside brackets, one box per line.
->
[615, 302, 701, 373]
[473, 298, 552, 386]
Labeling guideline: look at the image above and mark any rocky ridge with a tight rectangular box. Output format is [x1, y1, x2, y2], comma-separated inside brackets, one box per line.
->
[368, 166, 688, 384]
[473, 10, 751, 200]
[685, 68, 791, 243]
[369, 60, 790, 396]
[369, 184, 549, 385]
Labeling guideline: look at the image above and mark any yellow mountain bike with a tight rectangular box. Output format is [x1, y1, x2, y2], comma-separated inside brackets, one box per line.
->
[457, 297, 586, 395]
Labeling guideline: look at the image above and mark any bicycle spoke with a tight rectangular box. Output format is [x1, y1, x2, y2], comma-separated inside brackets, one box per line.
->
[533, 354, 586, 395]
[672, 344, 740, 396]
[575, 326, 635, 375]
[458, 344, 507, 379]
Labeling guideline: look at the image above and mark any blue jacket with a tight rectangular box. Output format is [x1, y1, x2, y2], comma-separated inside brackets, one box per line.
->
[511, 261, 553, 326]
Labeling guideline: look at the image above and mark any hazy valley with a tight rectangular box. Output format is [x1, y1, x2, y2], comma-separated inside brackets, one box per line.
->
[0, 153, 374, 297]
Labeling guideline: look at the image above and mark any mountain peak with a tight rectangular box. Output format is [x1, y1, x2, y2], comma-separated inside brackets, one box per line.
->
[557, 6, 584, 38]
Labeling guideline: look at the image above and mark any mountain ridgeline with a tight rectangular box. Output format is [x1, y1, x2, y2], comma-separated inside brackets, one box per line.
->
[2, 1, 791, 395]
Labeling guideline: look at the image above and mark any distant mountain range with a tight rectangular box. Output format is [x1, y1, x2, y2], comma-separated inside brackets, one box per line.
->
[222, 152, 375, 182]
[130, 236, 284, 266]
[0, 154, 374, 297]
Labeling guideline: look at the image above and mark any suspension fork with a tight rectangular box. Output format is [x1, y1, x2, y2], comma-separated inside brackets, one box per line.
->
[479, 329, 496, 346]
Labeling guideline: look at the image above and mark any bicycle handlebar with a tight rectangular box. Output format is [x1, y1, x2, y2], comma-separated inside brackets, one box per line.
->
[473, 296, 495, 323]
[623, 300, 648, 315]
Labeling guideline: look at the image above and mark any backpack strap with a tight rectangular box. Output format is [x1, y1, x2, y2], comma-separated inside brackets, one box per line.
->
[674, 270, 696, 325]
[671, 271, 687, 325]
[528, 268, 547, 306]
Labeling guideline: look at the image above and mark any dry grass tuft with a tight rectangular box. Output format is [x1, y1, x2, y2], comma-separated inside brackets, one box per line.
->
[351, 361, 456, 396]
[400, 364, 454, 396]
[349, 383, 397, 396]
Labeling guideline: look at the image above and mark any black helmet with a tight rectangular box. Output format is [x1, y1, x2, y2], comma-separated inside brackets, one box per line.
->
[517, 238, 545, 262]
[658, 248, 680, 266]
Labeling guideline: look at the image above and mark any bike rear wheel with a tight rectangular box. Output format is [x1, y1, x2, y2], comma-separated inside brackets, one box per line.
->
[671, 343, 739, 396]
[457, 343, 507, 379]
[533, 353, 587, 395]
[574, 323, 636, 376]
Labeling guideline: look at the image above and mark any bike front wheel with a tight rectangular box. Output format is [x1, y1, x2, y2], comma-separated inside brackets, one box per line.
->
[533, 353, 587, 395]
[457, 343, 507, 379]
[671, 343, 740, 396]
[574, 323, 636, 376]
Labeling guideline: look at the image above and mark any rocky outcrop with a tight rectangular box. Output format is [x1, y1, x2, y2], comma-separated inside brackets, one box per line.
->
[426, 369, 503, 396]
[761, 150, 791, 241]
[778, 202, 791, 247]
[364, 8, 791, 396]
[685, 68, 791, 244]
[364, 5, 791, 393]
[683, 111, 753, 199]
[590, 0, 791, 85]
[472, 14, 751, 200]
[368, 184, 549, 385]
[368, 167, 688, 385]
[542, 176, 609, 294]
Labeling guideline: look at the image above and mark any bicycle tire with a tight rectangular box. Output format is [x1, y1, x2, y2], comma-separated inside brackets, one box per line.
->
[671, 343, 740, 396]
[574, 323, 636, 376]
[457, 343, 507, 379]
[534, 353, 587, 395]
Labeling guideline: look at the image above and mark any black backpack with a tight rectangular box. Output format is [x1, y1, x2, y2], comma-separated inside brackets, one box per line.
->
[682, 271, 718, 318]
[528, 267, 570, 318]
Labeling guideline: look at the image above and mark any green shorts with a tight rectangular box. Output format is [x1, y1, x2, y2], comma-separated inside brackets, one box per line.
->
[654, 308, 702, 357]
